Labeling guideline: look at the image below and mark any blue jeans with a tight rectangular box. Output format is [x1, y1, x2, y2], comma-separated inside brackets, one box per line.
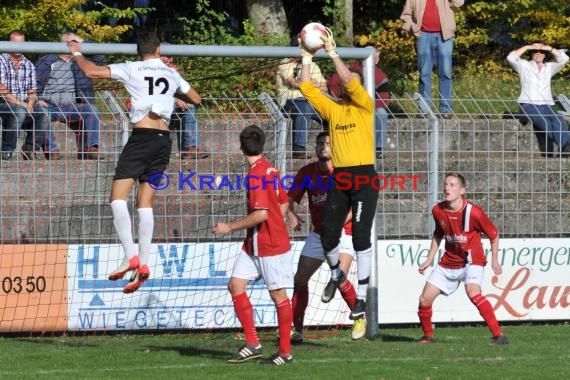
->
[45, 103, 100, 152]
[283, 98, 324, 150]
[520, 103, 570, 150]
[0, 103, 48, 152]
[170, 105, 199, 150]
[375, 108, 388, 150]
[416, 32, 453, 113]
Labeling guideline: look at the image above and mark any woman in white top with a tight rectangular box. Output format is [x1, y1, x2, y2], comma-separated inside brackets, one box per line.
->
[507, 42, 569, 156]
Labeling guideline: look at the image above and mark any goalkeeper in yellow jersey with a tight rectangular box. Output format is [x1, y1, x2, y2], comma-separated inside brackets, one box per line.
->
[299, 29, 379, 322]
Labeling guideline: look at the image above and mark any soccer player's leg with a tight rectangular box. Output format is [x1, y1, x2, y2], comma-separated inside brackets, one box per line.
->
[108, 178, 139, 281]
[321, 185, 350, 290]
[348, 175, 379, 321]
[418, 266, 453, 343]
[262, 252, 294, 364]
[292, 243, 322, 343]
[464, 265, 508, 345]
[337, 250, 356, 309]
[228, 252, 263, 363]
[123, 138, 172, 293]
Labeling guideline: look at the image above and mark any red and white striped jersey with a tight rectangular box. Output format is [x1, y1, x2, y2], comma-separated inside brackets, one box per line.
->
[242, 157, 290, 257]
[432, 199, 499, 269]
[287, 162, 352, 235]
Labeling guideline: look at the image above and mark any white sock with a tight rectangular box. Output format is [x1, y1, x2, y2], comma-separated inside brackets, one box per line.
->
[356, 247, 372, 300]
[137, 208, 154, 266]
[325, 244, 341, 280]
[111, 200, 136, 259]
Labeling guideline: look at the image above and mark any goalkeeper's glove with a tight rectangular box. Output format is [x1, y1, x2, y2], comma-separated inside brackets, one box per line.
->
[321, 28, 338, 58]
[299, 37, 315, 64]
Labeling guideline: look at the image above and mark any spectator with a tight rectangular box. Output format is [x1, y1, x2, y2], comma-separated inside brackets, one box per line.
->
[277, 40, 328, 159]
[160, 55, 209, 159]
[401, 0, 464, 118]
[36, 32, 104, 160]
[328, 47, 390, 159]
[0, 30, 48, 161]
[507, 42, 570, 157]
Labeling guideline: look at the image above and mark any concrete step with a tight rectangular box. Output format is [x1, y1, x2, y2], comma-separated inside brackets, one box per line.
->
[2, 193, 567, 243]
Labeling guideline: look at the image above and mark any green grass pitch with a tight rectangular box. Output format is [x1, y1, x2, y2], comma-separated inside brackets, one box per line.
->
[0, 324, 568, 379]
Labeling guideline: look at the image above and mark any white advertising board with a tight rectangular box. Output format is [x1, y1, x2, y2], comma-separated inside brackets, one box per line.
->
[67, 238, 569, 330]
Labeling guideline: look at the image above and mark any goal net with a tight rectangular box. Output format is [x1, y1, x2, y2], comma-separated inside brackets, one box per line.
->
[0, 48, 361, 333]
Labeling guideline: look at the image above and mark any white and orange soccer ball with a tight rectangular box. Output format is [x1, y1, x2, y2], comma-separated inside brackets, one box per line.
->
[300, 22, 326, 52]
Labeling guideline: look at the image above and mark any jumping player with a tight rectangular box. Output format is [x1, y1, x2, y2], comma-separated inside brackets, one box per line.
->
[287, 131, 364, 341]
[417, 172, 508, 345]
[299, 29, 378, 322]
[213, 125, 294, 365]
[68, 32, 201, 293]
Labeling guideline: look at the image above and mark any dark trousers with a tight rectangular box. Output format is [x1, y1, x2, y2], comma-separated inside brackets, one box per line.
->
[321, 165, 379, 253]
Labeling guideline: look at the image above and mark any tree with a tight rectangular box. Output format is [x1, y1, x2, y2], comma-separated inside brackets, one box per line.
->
[245, 0, 289, 37]
[0, 0, 150, 42]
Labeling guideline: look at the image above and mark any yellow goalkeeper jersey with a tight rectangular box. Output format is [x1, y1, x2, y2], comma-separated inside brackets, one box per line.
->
[300, 77, 374, 167]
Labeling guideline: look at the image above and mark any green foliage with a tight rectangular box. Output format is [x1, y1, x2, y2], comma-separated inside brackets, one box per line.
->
[176, 0, 289, 101]
[355, 0, 570, 95]
[0, 0, 150, 41]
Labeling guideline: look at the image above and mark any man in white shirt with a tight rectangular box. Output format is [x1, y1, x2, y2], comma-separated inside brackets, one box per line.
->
[507, 42, 570, 157]
[68, 32, 201, 293]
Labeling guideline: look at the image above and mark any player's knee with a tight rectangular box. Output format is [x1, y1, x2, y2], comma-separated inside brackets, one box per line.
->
[419, 294, 434, 307]
[353, 239, 371, 252]
[293, 273, 309, 287]
[227, 279, 243, 296]
[321, 235, 338, 253]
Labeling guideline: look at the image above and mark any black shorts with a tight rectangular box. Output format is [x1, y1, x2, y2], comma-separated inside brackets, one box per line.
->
[114, 128, 172, 182]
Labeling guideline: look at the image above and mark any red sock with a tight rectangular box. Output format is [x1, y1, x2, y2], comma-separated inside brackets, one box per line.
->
[292, 285, 309, 332]
[232, 292, 259, 346]
[339, 280, 356, 310]
[276, 298, 293, 356]
[470, 293, 502, 337]
[418, 305, 433, 337]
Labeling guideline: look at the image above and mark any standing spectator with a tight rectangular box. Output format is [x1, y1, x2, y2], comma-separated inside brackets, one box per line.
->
[328, 47, 390, 159]
[401, 0, 464, 118]
[299, 29, 379, 323]
[159, 55, 209, 159]
[287, 131, 363, 341]
[277, 43, 328, 159]
[213, 125, 293, 365]
[68, 31, 200, 293]
[36, 32, 104, 160]
[507, 42, 570, 157]
[417, 172, 508, 345]
[0, 30, 48, 160]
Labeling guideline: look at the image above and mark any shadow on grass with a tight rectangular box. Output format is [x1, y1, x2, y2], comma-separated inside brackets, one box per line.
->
[379, 333, 417, 342]
[146, 344, 230, 359]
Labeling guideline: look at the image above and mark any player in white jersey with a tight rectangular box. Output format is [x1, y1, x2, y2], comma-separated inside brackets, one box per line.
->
[68, 32, 201, 293]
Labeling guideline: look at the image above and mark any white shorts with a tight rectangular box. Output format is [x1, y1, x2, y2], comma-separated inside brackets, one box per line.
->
[426, 264, 485, 296]
[231, 250, 294, 290]
[300, 231, 356, 261]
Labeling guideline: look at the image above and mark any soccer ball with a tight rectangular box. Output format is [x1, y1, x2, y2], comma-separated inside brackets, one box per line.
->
[300, 22, 326, 51]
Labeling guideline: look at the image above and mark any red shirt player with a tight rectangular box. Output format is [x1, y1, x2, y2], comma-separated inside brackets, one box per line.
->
[287, 132, 364, 342]
[213, 125, 293, 365]
[417, 172, 508, 345]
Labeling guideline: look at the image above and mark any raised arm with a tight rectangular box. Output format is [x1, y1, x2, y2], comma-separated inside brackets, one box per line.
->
[67, 41, 111, 79]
